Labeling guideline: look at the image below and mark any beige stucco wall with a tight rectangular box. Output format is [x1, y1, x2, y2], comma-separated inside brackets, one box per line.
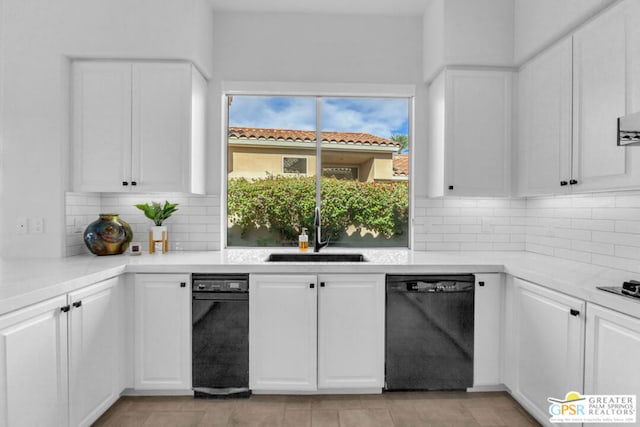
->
[228, 145, 395, 181]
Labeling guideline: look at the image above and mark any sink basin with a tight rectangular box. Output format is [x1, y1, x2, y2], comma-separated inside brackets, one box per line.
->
[266, 253, 367, 262]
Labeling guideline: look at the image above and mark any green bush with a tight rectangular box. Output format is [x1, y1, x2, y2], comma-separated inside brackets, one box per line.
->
[227, 176, 408, 244]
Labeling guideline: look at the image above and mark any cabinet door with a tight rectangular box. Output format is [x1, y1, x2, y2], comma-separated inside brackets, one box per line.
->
[585, 303, 640, 414]
[517, 38, 572, 196]
[250, 275, 317, 391]
[572, 1, 640, 191]
[512, 278, 585, 424]
[68, 277, 119, 427]
[72, 61, 132, 192]
[317, 274, 384, 390]
[131, 63, 192, 193]
[0, 296, 68, 427]
[473, 274, 503, 388]
[445, 70, 512, 196]
[134, 274, 191, 390]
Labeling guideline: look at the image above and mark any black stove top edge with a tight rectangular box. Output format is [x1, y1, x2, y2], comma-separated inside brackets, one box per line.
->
[597, 286, 640, 301]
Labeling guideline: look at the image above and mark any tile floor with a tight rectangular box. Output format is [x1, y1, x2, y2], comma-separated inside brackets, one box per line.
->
[92, 391, 541, 426]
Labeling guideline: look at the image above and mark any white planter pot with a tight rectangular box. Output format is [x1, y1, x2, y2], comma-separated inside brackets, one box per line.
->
[150, 225, 167, 241]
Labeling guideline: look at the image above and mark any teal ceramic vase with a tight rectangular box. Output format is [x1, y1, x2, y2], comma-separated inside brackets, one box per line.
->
[83, 214, 133, 256]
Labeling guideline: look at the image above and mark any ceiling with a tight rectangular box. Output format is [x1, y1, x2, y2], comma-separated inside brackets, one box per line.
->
[208, 0, 429, 16]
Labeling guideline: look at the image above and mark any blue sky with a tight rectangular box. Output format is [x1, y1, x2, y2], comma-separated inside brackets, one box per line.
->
[228, 96, 409, 139]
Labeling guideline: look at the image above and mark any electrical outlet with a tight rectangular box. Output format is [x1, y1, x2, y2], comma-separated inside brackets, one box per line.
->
[16, 217, 28, 234]
[31, 218, 44, 234]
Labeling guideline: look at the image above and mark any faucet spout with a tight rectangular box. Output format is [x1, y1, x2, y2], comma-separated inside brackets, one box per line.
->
[313, 207, 328, 253]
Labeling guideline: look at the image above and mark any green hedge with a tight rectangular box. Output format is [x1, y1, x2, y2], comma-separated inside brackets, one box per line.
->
[227, 176, 409, 243]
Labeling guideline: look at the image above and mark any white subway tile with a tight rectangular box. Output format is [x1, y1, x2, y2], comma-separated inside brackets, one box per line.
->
[592, 208, 640, 221]
[614, 245, 640, 261]
[494, 242, 526, 251]
[444, 199, 478, 208]
[460, 242, 494, 251]
[443, 234, 477, 242]
[615, 221, 640, 234]
[592, 254, 640, 274]
[426, 242, 460, 251]
[571, 219, 615, 232]
[526, 243, 555, 256]
[443, 216, 480, 225]
[571, 240, 614, 256]
[593, 231, 640, 247]
[553, 248, 592, 263]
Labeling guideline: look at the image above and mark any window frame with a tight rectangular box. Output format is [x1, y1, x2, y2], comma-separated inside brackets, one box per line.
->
[282, 156, 308, 176]
[221, 82, 416, 249]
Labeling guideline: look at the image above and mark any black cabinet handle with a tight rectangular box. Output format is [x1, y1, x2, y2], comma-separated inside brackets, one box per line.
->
[309, 283, 315, 289]
[60, 305, 71, 313]
[570, 309, 580, 317]
[122, 181, 129, 186]
[560, 181, 568, 186]
[320, 282, 325, 287]
[131, 181, 137, 186]
[180, 282, 186, 288]
[448, 185, 454, 190]
[569, 179, 578, 185]
[478, 281, 485, 287]
[72, 301, 82, 308]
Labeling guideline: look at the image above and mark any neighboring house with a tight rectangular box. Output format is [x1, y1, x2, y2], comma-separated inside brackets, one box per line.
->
[228, 127, 407, 182]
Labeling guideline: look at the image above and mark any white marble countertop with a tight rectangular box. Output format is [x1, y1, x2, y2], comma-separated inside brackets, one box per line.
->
[1, 248, 639, 317]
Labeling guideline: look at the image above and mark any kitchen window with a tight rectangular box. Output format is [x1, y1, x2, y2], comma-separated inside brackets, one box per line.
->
[226, 94, 410, 248]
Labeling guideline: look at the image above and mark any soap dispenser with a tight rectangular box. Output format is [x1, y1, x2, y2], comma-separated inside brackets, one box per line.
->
[298, 227, 308, 252]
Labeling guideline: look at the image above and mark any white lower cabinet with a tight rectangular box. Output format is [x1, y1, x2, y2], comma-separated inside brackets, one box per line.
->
[317, 274, 385, 390]
[250, 274, 385, 393]
[249, 274, 318, 391]
[68, 277, 122, 427]
[584, 303, 640, 423]
[0, 277, 125, 427]
[134, 274, 191, 391]
[505, 277, 585, 426]
[0, 295, 69, 427]
[473, 274, 503, 388]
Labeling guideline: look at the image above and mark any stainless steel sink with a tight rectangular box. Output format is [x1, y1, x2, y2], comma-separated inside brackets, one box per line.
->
[266, 253, 367, 262]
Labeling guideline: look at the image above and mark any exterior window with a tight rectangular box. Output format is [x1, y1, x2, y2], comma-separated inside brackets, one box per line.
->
[226, 95, 410, 248]
[322, 167, 358, 180]
[283, 157, 307, 175]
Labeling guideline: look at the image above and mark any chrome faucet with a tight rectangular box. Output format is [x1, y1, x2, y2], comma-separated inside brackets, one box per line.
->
[313, 207, 328, 252]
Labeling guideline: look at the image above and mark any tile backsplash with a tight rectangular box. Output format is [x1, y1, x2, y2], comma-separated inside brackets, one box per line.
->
[412, 197, 527, 251]
[526, 191, 640, 274]
[66, 190, 640, 274]
[65, 193, 221, 256]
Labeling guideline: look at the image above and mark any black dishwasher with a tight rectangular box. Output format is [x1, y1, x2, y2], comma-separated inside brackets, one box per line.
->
[192, 274, 250, 398]
[385, 274, 474, 391]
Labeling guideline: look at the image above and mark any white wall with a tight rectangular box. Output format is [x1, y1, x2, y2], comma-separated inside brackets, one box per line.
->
[423, 0, 514, 82]
[210, 11, 426, 196]
[513, 0, 615, 64]
[0, 0, 214, 257]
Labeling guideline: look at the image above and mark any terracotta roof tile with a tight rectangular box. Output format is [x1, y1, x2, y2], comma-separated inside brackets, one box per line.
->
[393, 154, 408, 176]
[228, 126, 399, 148]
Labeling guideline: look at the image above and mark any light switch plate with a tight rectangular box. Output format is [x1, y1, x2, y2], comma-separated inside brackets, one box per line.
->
[16, 217, 28, 234]
[31, 218, 44, 234]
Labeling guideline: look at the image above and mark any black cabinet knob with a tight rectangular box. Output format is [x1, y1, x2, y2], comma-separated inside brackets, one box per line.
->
[180, 282, 186, 288]
[478, 281, 485, 287]
[122, 181, 129, 186]
[569, 179, 578, 185]
[320, 282, 325, 287]
[309, 283, 315, 289]
[570, 309, 580, 317]
[131, 181, 137, 186]
[60, 305, 71, 313]
[72, 301, 82, 308]
[560, 181, 568, 186]
[448, 185, 454, 190]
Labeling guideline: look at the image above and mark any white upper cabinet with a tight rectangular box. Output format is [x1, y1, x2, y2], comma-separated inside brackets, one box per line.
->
[516, 38, 573, 196]
[428, 69, 512, 197]
[73, 61, 205, 194]
[517, 0, 640, 195]
[572, 0, 640, 192]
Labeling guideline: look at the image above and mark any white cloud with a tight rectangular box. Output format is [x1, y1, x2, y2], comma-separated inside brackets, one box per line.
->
[228, 96, 409, 138]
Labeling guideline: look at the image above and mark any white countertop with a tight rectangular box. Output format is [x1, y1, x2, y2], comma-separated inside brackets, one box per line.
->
[1, 249, 639, 317]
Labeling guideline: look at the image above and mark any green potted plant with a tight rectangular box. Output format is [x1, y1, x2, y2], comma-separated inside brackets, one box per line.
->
[134, 200, 179, 244]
